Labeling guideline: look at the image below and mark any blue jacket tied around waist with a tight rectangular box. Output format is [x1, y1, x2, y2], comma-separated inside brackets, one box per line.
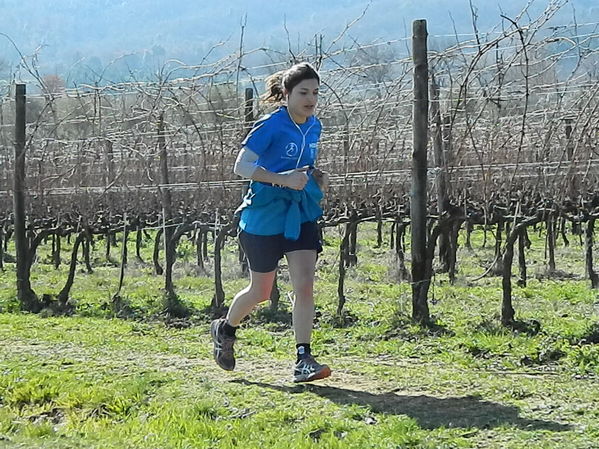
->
[236, 176, 323, 240]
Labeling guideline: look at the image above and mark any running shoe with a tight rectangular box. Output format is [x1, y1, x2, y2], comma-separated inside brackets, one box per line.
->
[210, 318, 236, 371]
[293, 355, 331, 382]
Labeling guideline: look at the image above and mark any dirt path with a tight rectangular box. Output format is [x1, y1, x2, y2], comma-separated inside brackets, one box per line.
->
[1, 335, 588, 436]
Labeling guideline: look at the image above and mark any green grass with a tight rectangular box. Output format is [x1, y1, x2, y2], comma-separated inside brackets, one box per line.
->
[0, 223, 598, 448]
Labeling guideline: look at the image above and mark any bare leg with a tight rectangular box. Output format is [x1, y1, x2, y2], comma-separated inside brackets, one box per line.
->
[286, 250, 317, 344]
[226, 269, 276, 326]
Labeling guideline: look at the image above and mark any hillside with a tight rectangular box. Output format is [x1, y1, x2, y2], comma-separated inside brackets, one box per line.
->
[0, 0, 596, 84]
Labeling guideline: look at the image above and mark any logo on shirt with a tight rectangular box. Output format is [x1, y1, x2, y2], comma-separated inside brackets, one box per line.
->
[310, 142, 318, 158]
[285, 142, 299, 158]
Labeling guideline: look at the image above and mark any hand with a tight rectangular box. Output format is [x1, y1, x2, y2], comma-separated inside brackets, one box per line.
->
[283, 167, 309, 190]
[311, 168, 329, 191]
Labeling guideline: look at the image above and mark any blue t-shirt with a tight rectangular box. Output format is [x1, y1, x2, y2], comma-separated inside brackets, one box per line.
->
[241, 106, 321, 173]
[237, 106, 324, 237]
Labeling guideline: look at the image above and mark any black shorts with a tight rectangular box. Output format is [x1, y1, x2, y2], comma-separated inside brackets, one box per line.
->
[239, 221, 323, 273]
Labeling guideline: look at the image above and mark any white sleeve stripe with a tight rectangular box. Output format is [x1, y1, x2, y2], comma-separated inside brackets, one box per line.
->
[233, 147, 259, 178]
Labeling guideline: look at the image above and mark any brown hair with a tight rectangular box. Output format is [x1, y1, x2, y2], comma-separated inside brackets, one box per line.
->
[261, 62, 320, 104]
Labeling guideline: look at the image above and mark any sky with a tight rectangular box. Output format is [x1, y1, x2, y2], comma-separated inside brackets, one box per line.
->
[0, 0, 596, 84]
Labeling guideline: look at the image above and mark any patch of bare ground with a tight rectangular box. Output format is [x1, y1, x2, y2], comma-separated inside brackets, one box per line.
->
[1, 337, 581, 437]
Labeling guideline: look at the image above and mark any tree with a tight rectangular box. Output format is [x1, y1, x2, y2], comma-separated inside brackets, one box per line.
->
[42, 74, 66, 97]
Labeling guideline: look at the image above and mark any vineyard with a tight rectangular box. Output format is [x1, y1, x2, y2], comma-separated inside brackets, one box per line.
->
[1, 2, 598, 324]
[0, 3, 599, 447]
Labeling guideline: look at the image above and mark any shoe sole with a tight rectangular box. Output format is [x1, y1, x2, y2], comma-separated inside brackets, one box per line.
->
[293, 365, 332, 383]
[211, 319, 235, 371]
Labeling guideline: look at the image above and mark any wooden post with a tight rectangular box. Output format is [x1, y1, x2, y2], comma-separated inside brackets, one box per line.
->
[112, 216, 128, 303]
[565, 118, 574, 160]
[442, 115, 452, 169]
[14, 84, 39, 311]
[0, 225, 4, 271]
[395, 219, 410, 282]
[585, 218, 599, 289]
[104, 139, 115, 186]
[157, 112, 184, 316]
[53, 233, 61, 269]
[431, 73, 449, 272]
[135, 226, 144, 263]
[83, 228, 93, 273]
[410, 20, 430, 324]
[517, 228, 527, 287]
[244, 87, 254, 130]
[153, 228, 164, 275]
[564, 117, 577, 196]
[501, 230, 517, 325]
[158, 112, 174, 294]
[375, 204, 383, 248]
[343, 123, 350, 175]
[546, 214, 556, 274]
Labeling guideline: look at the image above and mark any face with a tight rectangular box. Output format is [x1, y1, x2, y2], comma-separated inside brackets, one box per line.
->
[285, 78, 319, 124]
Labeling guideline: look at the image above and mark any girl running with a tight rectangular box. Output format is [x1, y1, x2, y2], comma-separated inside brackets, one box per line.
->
[211, 62, 331, 383]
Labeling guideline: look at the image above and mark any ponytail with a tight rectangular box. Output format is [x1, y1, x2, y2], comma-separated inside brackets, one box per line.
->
[260, 62, 320, 105]
[261, 70, 286, 104]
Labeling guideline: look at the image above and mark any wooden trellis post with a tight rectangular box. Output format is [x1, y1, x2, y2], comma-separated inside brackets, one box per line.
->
[410, 19, 430, 324]
[14, 84, 39, 311]
[431, 73, 449, 272]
